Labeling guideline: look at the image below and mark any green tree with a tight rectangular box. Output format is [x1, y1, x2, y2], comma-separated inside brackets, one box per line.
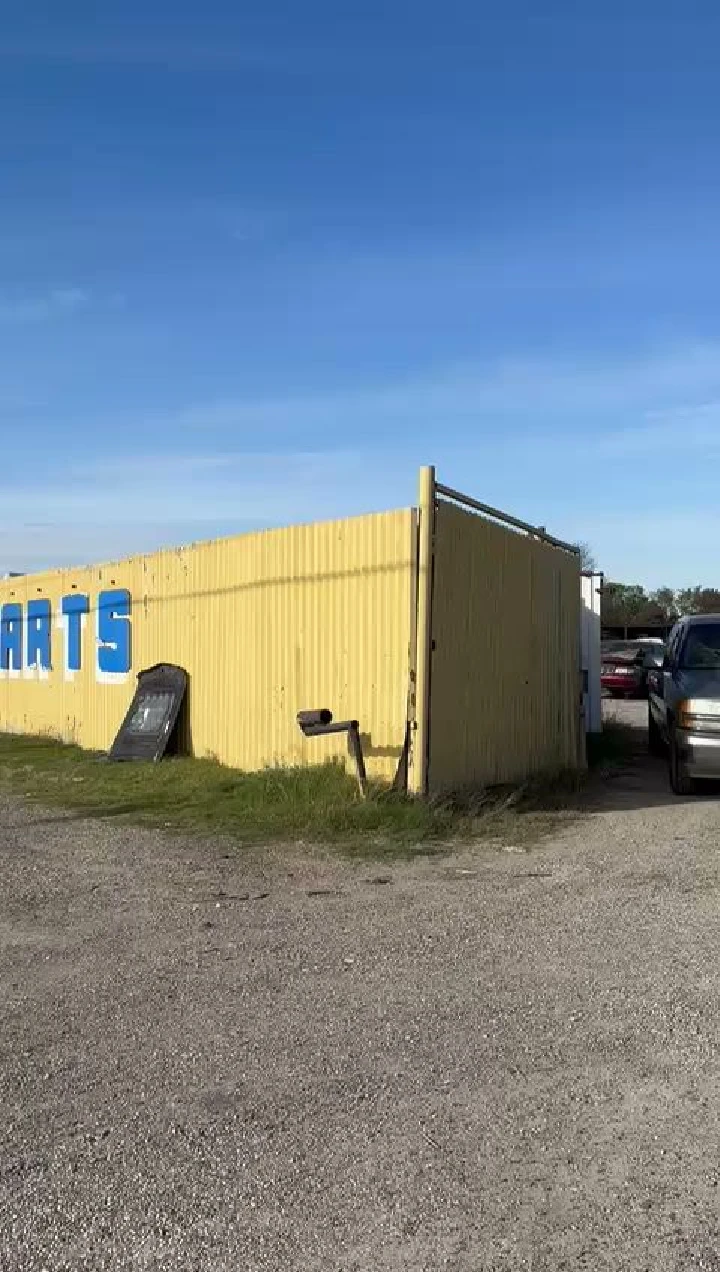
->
[676, 587, 720, 615]
[603, 581, 720, 627]
[649, 587, 678, 621]
[697, 589, 720, 614]
[677, 587, 700, 615]
[601, 582, 649, 627]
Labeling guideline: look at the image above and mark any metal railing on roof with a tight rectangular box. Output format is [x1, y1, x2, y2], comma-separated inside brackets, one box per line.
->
[434, 482, 580, 556]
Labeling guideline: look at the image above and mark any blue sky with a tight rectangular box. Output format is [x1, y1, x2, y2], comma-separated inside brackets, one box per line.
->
[2, 0, 720, 587]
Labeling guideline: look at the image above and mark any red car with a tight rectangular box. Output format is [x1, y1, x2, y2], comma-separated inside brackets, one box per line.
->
[601, 640, 665, 698]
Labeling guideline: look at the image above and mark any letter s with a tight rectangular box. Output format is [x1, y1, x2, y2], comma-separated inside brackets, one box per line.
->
[98, 589, 132, 674]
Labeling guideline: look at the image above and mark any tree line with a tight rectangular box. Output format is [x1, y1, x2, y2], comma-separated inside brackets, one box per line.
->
[575, 545, 720, 626]
[602, 583, 720, 627]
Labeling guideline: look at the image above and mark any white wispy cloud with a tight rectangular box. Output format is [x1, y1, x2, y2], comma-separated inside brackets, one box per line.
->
[4, 341, 720, 582]
[66, 449, 364, 485]
[160, 342, 720, 443]
[0, 450, 413, 574]
[0, 287, 89, 324]
[623, 400, 720, 451]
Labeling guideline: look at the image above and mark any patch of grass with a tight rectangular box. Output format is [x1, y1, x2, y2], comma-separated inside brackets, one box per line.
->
[0, 733, 583, 859]
[0, 734, 460, 857]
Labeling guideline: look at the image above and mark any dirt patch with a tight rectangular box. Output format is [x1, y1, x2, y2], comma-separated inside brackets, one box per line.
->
[3, 724, 720, 1268]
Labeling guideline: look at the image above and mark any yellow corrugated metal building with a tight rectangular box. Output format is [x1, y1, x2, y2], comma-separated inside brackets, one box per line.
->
[0, 468, 582, 793]
[429, 500, 582, 787]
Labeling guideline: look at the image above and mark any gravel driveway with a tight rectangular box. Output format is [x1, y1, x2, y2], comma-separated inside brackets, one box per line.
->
[3, 703, 720, 1271]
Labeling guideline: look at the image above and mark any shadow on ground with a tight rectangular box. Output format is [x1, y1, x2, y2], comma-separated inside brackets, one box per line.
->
[583, 698, 720, 814]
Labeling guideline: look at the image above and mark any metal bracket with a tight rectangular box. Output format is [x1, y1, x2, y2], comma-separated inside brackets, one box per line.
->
[297, 709, 368, 798]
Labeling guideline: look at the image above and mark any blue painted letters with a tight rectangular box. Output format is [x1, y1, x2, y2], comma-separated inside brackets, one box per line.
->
[26, 599, 52, 670]
[61, 593, 90, 673]
[98, 589, 131, 674]
[0, 590, 133, 677]
[0, 603, 22, 671]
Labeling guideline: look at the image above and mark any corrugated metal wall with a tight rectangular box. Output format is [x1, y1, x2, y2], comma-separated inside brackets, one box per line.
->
[428, 499, 581, 791]
[0, 510, 416, 781]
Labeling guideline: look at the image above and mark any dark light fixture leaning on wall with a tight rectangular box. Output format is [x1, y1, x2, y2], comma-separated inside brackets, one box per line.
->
[297, 709, 368, 798]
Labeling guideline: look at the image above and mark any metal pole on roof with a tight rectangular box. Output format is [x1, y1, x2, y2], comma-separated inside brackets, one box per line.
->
[409, 465, 435, 797]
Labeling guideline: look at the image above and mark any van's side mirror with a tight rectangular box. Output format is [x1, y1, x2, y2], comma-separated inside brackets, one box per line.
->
[648, 670, 664, 697]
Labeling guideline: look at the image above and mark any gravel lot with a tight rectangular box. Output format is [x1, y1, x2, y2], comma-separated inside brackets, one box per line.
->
[3, 703, 720, 1271]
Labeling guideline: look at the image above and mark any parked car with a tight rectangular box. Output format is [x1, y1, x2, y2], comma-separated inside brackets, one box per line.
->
[647, 614, 720, 794]
[601, 639, 665, 698]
